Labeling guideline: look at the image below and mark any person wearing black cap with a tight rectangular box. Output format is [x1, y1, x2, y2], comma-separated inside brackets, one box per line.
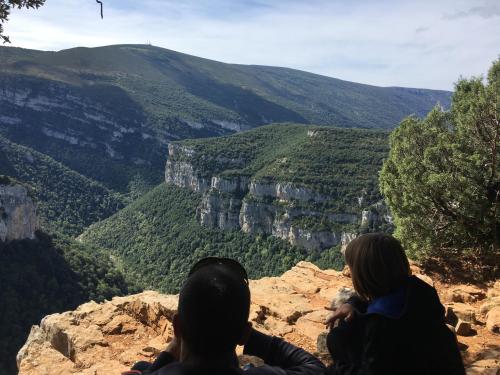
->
[124, 257, 325, 375]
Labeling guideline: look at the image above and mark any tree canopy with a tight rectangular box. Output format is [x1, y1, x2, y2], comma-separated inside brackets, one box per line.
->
[380, 59, 500, 263]
[0, 0, 45, 43]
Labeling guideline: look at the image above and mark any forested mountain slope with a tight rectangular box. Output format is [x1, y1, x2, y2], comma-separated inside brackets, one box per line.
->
[166, 124, 391, 250]
[79, 183, 320, 293]
[0, 177, 133, 374]
[0, 44, 450, 193]
[0, 135, 125, 236]
[81, 125, 390, 292]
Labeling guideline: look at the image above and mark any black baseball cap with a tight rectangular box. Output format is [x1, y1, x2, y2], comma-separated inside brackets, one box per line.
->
[188, 257, 249, 284]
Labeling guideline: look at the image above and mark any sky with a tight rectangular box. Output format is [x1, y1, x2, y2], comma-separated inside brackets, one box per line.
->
[4, 0, 500, 90]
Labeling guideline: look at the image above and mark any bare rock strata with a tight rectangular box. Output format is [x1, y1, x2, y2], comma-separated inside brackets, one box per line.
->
[165, 145, 390, 251]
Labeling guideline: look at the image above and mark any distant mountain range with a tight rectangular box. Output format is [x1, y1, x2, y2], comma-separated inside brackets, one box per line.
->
[0, 44, 451, 195]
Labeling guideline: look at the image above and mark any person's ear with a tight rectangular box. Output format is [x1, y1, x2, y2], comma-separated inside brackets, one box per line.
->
[238, 321, 253, 346]
[173, 313, 182, 338]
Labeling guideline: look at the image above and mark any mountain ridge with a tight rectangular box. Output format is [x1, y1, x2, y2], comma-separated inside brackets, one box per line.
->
[0, 43, 451, 195]
[2, 44, 453, 91]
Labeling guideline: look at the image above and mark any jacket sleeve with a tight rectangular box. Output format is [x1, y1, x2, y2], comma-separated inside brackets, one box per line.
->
[330, 316, 394, 375]
[345, 296, 368, 314]
[244, 329, 326, 375]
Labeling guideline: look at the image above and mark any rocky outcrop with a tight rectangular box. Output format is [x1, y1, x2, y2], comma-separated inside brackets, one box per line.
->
[360, 201, 393, 230]
[165, 144, 210, 193]
[165, 144, 384, 251]
[18, 262, 349, 374]
[248, 181, 330, 203]
[0, 77, 161, 163]
[0, 181, 38, 242]
[17, 262, 500, 375]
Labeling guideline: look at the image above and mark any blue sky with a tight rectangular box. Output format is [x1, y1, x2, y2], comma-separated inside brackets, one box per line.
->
[5, 0, 500, 90]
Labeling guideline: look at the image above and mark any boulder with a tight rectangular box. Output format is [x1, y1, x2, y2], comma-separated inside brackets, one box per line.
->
[445, 285, 486, 303]
[480, 296, 500, 315]
[316, 331, 329, 355]
[341, 266, 351, 278]
[295, 310, 329, 342]
[445, 303, 477, 324]
[455, 320, 472, 336]
[466, 348, 500, 375]
[486, 280, 500, 299]
[486, 307, 500, 333]
[414, 273, 434, 287]
[330, 287, 356, 309]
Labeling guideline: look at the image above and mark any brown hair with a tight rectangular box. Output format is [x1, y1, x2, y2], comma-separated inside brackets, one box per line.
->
[345, 233, 411, 301]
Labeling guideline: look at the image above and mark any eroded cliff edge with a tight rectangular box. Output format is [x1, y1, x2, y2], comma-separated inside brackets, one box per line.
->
[165, 136, 391, 252]
[17, 262, 500, 375]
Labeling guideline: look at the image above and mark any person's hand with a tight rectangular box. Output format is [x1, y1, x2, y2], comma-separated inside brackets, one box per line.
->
[165, 337, 181, 361]
[325, 303, 355, 329]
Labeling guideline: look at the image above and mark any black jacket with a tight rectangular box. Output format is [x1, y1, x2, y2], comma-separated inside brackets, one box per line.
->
[146, 330, 325, 375]
[327, 276, 465, 375]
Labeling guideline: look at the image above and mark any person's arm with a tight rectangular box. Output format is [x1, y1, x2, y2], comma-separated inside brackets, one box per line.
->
[330, 316, 394, 375]
[325, 295, 368, 329]
[243, 329, 326, 375]
[345, 295, 368, 314]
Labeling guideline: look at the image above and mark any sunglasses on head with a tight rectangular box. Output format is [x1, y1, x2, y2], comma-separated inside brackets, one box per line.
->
[188, 257, 249, 284]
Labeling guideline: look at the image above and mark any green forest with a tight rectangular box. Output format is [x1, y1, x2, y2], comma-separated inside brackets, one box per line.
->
[80, 183, 345, 293]
[380, 59, 500, 276]
[174, 124, 389, 210]
[0, 135, 126, 236]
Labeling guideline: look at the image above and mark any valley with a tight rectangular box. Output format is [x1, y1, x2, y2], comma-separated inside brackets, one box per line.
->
[2, 43, 493, 375]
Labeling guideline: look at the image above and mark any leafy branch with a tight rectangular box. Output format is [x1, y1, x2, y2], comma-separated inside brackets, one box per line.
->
[0, 0, 46, 43]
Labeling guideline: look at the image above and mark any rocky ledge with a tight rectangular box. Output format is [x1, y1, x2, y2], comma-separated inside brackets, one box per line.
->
[0, 181, 38, 242]
[17, 262, 499, 375]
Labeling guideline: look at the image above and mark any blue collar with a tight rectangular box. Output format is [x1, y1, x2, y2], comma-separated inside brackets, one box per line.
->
[367, 283, 408, 319]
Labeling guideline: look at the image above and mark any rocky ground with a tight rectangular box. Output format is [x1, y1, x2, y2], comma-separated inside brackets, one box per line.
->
[17, 262, 499, 374]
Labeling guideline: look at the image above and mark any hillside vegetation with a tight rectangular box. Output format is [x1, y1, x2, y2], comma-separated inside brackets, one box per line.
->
[0, 44, 450, 193]
[380, 59, 499, 275]
[80, 183, 344, 292]
[81, 125, 391, 291]
[0, 45, 451, 129]
[0, 135, 126, 236]
[177, 124, 389, 210]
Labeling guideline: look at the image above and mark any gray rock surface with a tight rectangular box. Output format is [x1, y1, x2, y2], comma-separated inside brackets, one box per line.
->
[0, 184, 38, 242]
[165, 145, 391, 251]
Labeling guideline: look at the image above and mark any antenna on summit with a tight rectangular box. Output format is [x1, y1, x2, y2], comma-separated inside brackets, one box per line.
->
[96, 0, 104, 19]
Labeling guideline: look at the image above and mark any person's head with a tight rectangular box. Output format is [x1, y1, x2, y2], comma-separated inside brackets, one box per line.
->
[173, 257, 251, 362]
[344, 233, 411, 301]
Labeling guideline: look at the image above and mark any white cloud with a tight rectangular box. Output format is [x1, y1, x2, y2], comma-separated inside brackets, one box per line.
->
[4, 0, 499, 90]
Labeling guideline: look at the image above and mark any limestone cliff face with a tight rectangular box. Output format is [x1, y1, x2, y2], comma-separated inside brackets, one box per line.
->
[165, 144, 210, 193]
[165, 144, 391, 251]
[16, 262, 500, 375]
[0, 78, 155, 159]
[0, 183, 38, 242]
